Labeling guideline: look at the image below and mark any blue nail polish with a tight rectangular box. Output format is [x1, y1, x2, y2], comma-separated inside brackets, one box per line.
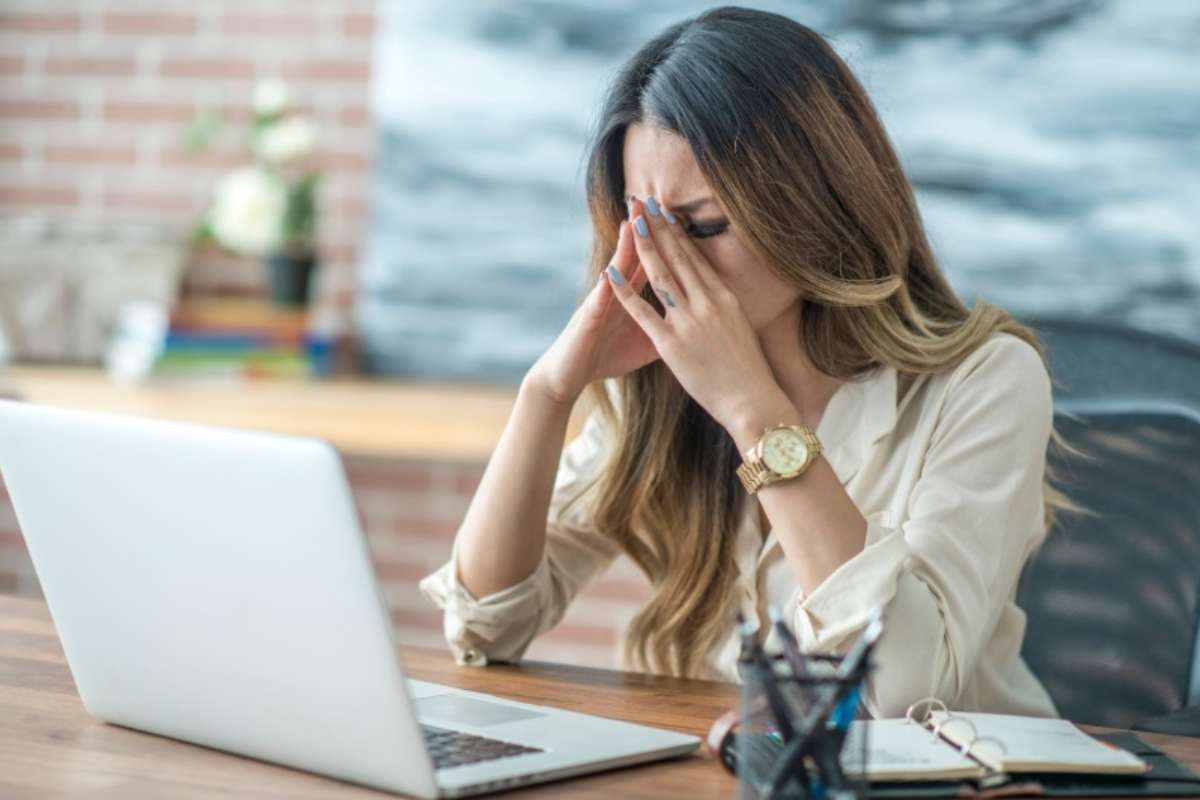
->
[634, 216, 649, 237]
[645, 196, 661, 216]
[664, 210, 677, 225]
[606, 264, 625, 285]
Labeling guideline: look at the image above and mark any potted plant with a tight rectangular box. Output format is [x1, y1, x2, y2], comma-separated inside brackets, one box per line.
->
[189, 80, 322, 307]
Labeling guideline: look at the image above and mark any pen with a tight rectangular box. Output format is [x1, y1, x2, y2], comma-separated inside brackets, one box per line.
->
[768, 605, 809, 681]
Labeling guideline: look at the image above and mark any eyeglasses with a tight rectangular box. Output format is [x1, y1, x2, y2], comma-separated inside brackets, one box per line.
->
[904, 696, 1008, 763]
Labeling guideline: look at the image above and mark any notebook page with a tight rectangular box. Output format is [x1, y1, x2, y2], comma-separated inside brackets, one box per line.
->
[929, 712, 1148, 775]
[841, 719, 986, 781]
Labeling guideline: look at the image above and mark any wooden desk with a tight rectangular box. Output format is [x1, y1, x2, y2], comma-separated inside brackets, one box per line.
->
[3, 594, 1199, 799]
[1, 365, 588, 462]
[1, 595, 729, 798]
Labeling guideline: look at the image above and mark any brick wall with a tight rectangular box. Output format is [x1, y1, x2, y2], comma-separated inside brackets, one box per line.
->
[0, 453, 652, 669]
[0, 1, 652, 670]
[0, 1, 374, 310]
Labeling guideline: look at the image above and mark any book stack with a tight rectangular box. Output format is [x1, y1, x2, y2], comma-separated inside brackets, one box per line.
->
[106, 298, 335, 384]
[158, 299, 317, 380]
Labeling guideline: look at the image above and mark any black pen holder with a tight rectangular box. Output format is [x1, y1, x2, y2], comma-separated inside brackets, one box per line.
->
[733, 652, 873, 800]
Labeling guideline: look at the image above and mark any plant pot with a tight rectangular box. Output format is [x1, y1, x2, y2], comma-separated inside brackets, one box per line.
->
[266, 249, 317, 307]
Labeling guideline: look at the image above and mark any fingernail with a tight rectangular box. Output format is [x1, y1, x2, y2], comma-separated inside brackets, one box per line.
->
[645, 196, 661, 216]
[634, 216, 649, 237]
[664, 210, 677, 224]
[606, 264, 625, 285]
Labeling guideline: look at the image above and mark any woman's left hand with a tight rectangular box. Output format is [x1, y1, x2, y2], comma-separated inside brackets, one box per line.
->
[605, 196, 782, 432]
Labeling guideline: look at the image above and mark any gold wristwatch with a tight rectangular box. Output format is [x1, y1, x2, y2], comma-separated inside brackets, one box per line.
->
[736, 423, 822, 495]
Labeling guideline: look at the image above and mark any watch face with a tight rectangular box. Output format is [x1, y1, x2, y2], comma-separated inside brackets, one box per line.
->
[761, 427, 809, 474]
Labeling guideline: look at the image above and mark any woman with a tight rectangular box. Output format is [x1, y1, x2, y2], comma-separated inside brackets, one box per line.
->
[420, 6, 1076, 718]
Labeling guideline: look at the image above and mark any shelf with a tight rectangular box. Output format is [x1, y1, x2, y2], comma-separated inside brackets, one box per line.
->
[0, 365, 582, 462]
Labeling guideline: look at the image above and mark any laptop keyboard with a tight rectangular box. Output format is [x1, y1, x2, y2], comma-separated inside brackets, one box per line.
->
[420, 723, 544, 770]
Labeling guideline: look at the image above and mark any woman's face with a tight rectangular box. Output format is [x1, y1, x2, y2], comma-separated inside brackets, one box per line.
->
[621, 122, 801, 332]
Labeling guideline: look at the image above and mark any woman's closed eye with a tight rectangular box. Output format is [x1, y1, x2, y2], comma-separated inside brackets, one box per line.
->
[686, 220, 729, 239]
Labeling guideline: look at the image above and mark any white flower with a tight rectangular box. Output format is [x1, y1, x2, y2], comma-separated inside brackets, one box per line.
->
[255, 115, 319, 165]
[253, 79, 291, 118]
[209, 166, 286, 256]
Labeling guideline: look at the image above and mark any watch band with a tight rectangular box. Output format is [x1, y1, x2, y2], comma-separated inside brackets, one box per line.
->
[735, 424, 822, 495]
[736, 458, 774, 494]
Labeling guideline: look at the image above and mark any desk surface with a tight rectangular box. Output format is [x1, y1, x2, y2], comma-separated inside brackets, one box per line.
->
[3, 594, 1199, 799]
[2, 365, 589, 462]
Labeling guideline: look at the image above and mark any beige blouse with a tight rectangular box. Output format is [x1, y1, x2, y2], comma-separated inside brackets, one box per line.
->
[419, 331, 1059, 719]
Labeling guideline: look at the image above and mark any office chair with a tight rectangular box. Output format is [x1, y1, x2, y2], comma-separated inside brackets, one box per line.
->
[1014, 316, 1200, 732]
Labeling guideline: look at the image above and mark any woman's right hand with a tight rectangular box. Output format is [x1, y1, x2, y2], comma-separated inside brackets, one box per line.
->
[526, 220, 660, 406]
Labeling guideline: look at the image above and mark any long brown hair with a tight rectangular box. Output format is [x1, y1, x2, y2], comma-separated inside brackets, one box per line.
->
[566, 6, 1082, 679]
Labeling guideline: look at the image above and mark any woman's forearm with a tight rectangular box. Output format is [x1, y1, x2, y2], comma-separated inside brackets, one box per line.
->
[453, 374, 577, 598]
[727, 387, 867, 595]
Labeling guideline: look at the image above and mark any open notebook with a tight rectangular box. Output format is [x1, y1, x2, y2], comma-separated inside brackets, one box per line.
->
[845, 712, 1149, 782]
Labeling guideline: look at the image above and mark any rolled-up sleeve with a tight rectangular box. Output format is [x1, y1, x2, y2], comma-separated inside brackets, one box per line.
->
[418, 403, 621, 666]
[789, 336, 1054, 717]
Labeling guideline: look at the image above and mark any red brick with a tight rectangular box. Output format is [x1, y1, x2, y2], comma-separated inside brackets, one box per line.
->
[317, 255, 360, 280]
[211, 105, 259, 125]
[103, 100, 194, 123]
[221, 13, 317, 37]
[338, 105, 371, 128]
[585, 578, 651, 602]
[450, 466, 486, 497]
[390, 607, 441, 629]
[543, 623, 618, 647]
[326, 287, 357, 309]
[102, 12, 196, 36]
[318, 150, 371, 173]
[336, 194, 369, 220]
[0, 56, 23, 77]
[318, 241, 359, 265]
[46, 56, 137, 78]
[0, 185, 79, 209]
[288, 59, 370, 83]
[374, 560, 435, 583]
[0, 14, 80, 33]
[0, 529, 25, 547]
[101, 188, 195, 215]
[161, 58, 255, 80]
[0, 100, 77, 121]
[345, 459, 435, 492]
[159, 147, 246, 170]
[343, 13, 375, 38]
[45, 144, 138, 165]
[394, 519, 461, 539]
[0, 143, 22, 161]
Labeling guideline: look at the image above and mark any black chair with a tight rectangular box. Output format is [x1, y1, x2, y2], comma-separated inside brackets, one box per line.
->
[1014, 317, 1200, 732]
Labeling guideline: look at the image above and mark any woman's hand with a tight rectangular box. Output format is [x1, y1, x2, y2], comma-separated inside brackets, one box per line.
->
[605, 197, 781, 431]
[526, 220, 661, 407]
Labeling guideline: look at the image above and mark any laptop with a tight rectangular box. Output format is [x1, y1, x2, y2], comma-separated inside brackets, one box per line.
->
[0, 399, 699, 798]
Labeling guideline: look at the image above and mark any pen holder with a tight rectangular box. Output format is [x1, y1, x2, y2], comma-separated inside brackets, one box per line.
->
[734, 652, 872, 800]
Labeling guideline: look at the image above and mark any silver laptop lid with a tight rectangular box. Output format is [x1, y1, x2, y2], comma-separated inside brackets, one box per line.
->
[0, 400, 440, 798]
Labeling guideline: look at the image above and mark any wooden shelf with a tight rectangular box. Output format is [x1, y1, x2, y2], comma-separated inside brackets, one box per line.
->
[0, 365, 582, 462]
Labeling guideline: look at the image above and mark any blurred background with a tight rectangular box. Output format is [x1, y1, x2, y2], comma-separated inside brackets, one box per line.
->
[0, 1, 1197, 670]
